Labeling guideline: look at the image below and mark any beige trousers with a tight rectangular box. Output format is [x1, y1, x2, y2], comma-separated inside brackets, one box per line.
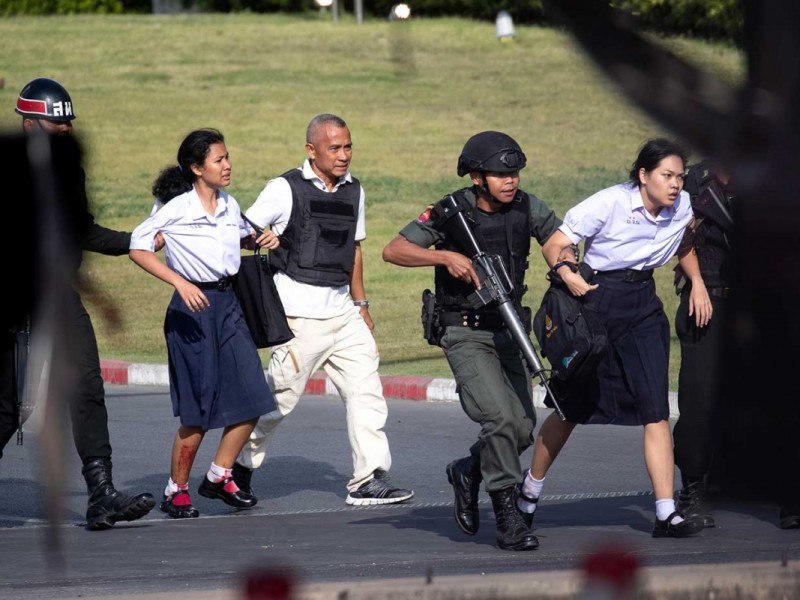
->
[237, 306, 392, 492]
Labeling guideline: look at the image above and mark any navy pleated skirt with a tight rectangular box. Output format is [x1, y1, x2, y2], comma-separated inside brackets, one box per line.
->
[551, 275, 670, 426]
[164, 287, 276, 431]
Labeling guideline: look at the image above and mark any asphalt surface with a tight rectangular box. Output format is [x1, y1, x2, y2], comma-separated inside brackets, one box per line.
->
[0, 386, 798, 599]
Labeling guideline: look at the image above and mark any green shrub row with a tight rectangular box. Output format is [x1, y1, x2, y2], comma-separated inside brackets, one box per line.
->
[2, 0, 743, 43]
[613, 0, 744, 43]
[1, 0, 123, 14]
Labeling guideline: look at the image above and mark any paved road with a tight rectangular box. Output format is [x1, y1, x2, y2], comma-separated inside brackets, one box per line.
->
[0, 386, 798, 599]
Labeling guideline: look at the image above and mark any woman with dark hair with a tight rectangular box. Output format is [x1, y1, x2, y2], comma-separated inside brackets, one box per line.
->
[517, 138, 713, 539]
[129, 128, 275, 519]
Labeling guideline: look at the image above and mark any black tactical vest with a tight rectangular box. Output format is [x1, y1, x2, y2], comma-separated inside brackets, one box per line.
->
[434, 188, 531, 313]
[269, 169, 361, 287]
[691, 177, 735, 289]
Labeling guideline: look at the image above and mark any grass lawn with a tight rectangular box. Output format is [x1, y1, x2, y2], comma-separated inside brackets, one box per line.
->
[0, 13, 744, 389]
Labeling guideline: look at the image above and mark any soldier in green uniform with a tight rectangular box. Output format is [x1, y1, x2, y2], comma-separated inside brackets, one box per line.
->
[382, 131, 561, 551]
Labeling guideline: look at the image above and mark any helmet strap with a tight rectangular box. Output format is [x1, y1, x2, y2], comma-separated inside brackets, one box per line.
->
[477, 175, 503, 206]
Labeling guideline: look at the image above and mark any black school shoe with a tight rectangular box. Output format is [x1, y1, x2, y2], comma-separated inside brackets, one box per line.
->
[232, 462, 255, 497]
[160, 491, 200, 519]
[652, 511, 704, 538]
[198, 476, 257, 509]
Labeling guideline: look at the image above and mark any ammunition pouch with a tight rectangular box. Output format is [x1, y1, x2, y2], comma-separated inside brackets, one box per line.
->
[421, 289, 443, 346]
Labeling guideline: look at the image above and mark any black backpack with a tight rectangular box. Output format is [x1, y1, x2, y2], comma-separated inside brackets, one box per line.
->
[533, 264, 607, 383]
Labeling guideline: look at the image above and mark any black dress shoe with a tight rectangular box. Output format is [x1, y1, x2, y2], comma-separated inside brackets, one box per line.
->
[232, 462, 255, 497]
[652, 511, 704, 538]
[198, 476, 257, 509]
[160, 491, 199, 519]
[446, 456, 481, 535]
[515, 483, 537, 530]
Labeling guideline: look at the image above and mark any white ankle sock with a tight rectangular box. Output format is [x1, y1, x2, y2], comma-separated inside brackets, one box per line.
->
[517, 472, 544, 514]
[207, 462, 231, 484]
[522, 472, 545, 498]
[655, 498, 683, 523]
[165, 477, 188, 497]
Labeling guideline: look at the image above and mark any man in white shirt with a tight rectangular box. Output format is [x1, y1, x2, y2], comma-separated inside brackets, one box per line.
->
[233, 114, 413, 506]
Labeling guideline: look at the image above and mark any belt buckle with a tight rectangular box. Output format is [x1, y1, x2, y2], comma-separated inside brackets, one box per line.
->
[217, 279, 228, 291]
[624, 270, 640, 282]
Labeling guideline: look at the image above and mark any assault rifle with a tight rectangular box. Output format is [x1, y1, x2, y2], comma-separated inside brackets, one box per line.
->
[433, 195, 566, 420]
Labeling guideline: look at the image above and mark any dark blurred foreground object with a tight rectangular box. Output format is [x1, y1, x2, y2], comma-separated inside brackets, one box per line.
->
[0, 131, 87, 551]
[0, 129, 155, 536]
[580, 545, 641, 600]
[244, 568, 295, 600]
[0, 132, 83, 442]
[542, 0, 800, 527]
[0, 133, 77, 334]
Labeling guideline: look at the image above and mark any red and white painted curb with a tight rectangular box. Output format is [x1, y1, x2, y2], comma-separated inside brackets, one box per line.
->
[100, 359, 679, 416]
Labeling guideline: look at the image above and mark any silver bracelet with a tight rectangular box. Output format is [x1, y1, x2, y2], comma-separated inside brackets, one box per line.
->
[353, 299, 370, 308]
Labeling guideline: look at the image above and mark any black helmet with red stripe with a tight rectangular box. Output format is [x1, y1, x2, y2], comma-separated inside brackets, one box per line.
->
[15, 78, 76, 122]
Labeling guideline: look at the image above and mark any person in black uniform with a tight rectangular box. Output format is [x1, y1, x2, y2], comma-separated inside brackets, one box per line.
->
[383, 131, 561, 551]
[0, 78, 158, 530]
[673, 161, 800, 530]
[671, 160, 735, 528]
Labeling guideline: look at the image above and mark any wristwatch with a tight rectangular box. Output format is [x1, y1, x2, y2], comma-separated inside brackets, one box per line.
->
[353, 299, 370, 308]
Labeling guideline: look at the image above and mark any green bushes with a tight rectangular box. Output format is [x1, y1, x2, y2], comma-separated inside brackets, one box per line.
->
[2, 0, 744, 43]
[1, 0, 123, 14]
[613, 0, 744, 42]
[193, 0, 305, 12]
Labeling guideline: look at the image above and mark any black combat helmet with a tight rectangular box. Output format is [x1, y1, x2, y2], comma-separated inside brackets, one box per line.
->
[15, 77, 76, 122]
[457, 131, 526, 177]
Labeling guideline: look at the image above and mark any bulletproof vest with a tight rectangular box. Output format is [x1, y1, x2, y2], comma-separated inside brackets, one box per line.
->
[433, 188, 531, 312]
[690, 175, 736, 288]
[269, 169, 361, 287]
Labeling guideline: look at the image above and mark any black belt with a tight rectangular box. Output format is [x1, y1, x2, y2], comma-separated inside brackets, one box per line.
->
[439, 311, 506, 330]
[191, 277, 233, 291]
[595, 269, 654, 283]
[705, 286, 731, 299]
[681, 285, 731, 300]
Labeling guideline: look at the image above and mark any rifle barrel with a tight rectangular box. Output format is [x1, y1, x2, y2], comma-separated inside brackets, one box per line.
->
[441, 195, 567, 421]
[497, 300, 567, 421]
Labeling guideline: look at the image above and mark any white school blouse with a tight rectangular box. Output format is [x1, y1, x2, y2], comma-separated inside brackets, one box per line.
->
[559, 182, 693, 271]
[130, 187, 249, 283]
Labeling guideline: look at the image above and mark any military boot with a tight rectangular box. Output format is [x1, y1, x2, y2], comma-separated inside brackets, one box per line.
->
[82, 458, 156, 531]
[446, 455, 482, 535]
[676, 475, 715, 528]
[489, 487, 539, 551]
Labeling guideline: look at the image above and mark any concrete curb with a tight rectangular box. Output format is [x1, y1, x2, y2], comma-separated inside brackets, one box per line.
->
[65, 560, 800, 600]
[100, 359, 681, 417]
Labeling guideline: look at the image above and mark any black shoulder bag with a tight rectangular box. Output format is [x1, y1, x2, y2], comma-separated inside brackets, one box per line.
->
[533, 262, 607, 383]
[232, 215, 294, 348]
